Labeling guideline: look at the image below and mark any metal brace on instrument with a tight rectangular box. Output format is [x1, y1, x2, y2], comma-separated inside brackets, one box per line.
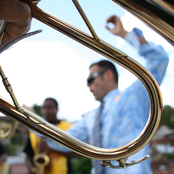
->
[0, 29, 42, 109]
[0, 28, 48, 126]
[101, 155, 149, 169]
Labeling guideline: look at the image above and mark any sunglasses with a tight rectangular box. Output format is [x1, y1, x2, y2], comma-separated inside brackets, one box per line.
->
[87, 70, 107, 84]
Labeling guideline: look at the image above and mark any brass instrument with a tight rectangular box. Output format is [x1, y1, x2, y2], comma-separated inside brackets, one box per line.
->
[0, 20, 18, 140]
[0, 116, 18, 139]
[0, 162, 10, 174]
[0, 0, 173, 169]
[112, 0, 174, 46]
[33, 153, 50, 174]
[32, 134, 50, 174]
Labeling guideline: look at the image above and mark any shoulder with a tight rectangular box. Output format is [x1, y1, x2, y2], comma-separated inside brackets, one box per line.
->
[84, 110, 93, 116]
[29, 130, 36, 137]
[56, 120, 72, 130]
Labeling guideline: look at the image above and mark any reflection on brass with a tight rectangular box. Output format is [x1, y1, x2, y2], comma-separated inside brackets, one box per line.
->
[0, 20, 5, 46]
[0, 0, 173, 169]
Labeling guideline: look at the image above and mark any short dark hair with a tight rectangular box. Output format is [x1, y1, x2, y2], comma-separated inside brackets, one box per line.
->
[90, 60, 118, 84]
[44, 98, 59, 109]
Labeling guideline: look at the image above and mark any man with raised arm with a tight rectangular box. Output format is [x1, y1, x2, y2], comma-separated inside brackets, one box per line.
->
[45, 15, 169, 174]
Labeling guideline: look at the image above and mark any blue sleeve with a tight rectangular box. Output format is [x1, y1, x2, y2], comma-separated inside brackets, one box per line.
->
[46, 115, 89, 152]
[65, 117, 89, 142]
[139, 42, 169, 85]
[124, 28, 169, 85]
[124, 28, 169, 100]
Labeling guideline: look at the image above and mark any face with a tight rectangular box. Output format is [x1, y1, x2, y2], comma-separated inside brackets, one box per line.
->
[41, 99, 58, 123]
[87, 65, 108, 101]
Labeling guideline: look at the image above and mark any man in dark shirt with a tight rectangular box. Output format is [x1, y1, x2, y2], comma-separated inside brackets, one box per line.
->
[23, 98, 76, 174]
[0, 142, 8, 174]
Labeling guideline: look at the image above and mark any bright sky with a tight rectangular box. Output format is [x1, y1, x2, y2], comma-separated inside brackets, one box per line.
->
[0, 0, 173, 122]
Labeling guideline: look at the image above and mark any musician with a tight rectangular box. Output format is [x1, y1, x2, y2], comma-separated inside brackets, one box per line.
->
[24, 98, 76, 174]
[45, 15, 169, 174]
[0, 142, 8, 174]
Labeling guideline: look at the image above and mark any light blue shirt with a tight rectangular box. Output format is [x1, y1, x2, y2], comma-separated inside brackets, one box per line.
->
[47, 29, 169, 174]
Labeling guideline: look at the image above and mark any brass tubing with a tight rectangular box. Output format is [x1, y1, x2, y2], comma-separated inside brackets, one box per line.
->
[0, 91, 161, 161]
[33, 154, 50, 174]
[111, 0, 174, 46]
[0, 0, 165, 163]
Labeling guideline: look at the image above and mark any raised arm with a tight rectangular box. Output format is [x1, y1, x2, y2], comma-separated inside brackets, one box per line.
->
[106, 15, 169, 85]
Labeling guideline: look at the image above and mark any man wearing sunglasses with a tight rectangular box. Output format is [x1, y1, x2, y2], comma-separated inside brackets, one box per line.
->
[87, 63, 118, 102]
[45, 15, 169, 174]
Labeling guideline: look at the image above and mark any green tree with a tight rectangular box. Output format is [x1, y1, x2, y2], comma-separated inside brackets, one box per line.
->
[163, 152, 174, 159]
[72, 157, 92, 174]
[33, 104, 41, 116]
[4, 131, 23, 156]
[161, 105, 174, 128]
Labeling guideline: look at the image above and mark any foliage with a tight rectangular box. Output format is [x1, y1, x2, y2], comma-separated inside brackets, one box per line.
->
[161, 105, 174, 128]
[3, 131, 23, 155]
[11, 131, 22, 144]
[33, 104, 41, 116]
[72, 157, 92, 174]
[162, 153, 174, 159]
[4, 144, 18, 156]
[4, 118, 13, 123]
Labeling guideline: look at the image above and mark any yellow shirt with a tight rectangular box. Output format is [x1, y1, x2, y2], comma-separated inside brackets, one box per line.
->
[29, 120, 72, 174]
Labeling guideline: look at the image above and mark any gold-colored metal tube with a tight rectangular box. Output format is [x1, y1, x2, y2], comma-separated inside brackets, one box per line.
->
[0, 1, 162, 162]
[112, 0, 174, 46]
[0, 86, 161, 161]
[33, 153, 50, 174]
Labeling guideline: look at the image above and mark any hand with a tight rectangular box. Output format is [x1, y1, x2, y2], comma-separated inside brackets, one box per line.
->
[105, 15, 127, 38]
[38, 139, 51, 153]
[0, 0, 32, 46]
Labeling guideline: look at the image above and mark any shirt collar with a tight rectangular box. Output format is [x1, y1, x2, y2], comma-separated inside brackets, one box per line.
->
[102, 88, 120, 103]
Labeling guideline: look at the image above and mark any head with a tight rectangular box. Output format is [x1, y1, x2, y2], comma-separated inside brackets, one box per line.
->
[41, 98, 59, 123]
[87, 60, 118, 101]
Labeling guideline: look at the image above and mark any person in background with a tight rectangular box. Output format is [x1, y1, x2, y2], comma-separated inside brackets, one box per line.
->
[0, 142, 9, 174]
[24, 98, 78, 174]
[44, 15, 169, 174]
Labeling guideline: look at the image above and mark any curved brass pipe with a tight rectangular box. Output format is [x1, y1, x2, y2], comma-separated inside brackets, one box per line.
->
[0, 118, 18, 139]
[112, 0, 174, 46]
[0, 0, 172, 169]
[33, 153, 50, 174]
[0, 87, 161, 162]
